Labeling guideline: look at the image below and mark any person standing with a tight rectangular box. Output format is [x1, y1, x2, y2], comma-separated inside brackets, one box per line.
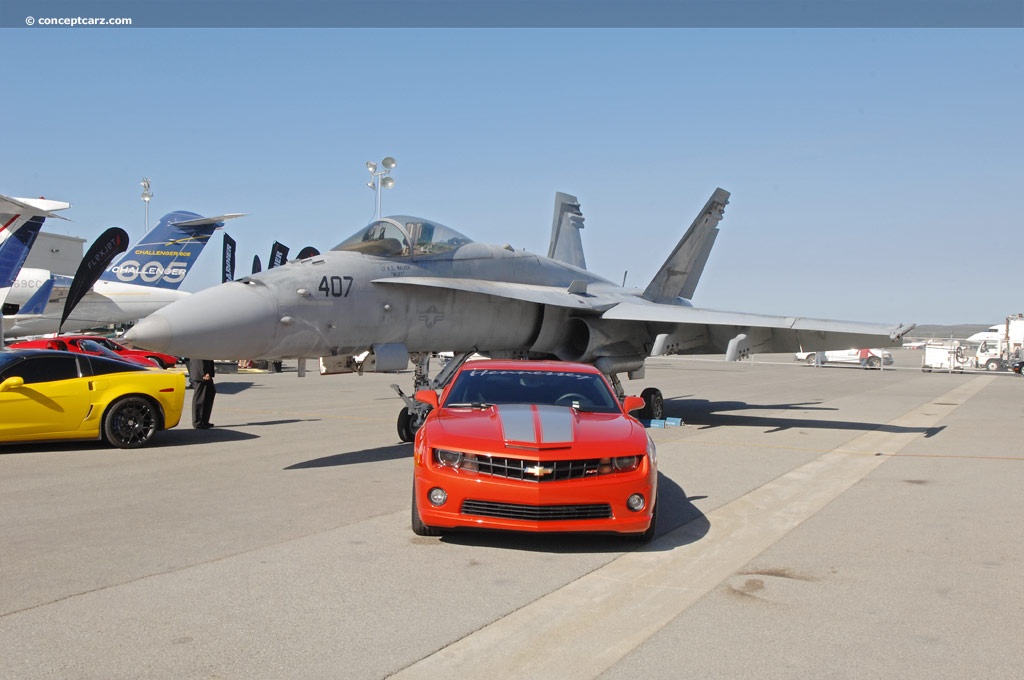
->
[188, 357, 216, 429]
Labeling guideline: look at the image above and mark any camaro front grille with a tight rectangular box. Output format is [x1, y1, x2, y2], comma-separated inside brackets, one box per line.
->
[472, 455, 602, 482]
[461, 500, 613, 521]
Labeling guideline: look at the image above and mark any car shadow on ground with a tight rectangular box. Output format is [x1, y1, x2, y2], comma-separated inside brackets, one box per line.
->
[436, 472, 708, 554]
[0, 426, 260, 454]
[664, 398, 945, 438]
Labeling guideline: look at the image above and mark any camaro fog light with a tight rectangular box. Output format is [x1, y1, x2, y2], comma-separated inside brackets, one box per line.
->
[428, 487, 448, 507]
[613, 455, 640, 472]
[435, 449, 464, 469]
[627, 494, 646, 512]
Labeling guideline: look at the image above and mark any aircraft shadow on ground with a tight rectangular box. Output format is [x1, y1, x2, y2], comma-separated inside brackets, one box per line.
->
[200, 381, 254, 396]
[664, 398, 945, 438]
[285, 443, 413, 469]
[437, 472, 709, 554]
[152, 428, 260, 447]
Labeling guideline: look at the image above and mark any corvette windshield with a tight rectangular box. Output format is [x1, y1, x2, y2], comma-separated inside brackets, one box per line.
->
[444, 369, 620, 413]
[332, 216, 472, 258]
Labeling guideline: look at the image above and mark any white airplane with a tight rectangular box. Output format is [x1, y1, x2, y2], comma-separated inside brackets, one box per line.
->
[1, 194, 71, 314]
[4, 210, 243, 338]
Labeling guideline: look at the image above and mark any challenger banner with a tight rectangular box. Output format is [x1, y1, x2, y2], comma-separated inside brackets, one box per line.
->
[60, 227, 129, 332]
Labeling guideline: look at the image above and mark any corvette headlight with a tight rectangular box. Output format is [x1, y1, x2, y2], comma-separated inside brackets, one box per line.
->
[435, 449, 464, 469]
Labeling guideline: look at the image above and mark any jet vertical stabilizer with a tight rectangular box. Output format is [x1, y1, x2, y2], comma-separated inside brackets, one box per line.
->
[98, 211, 245, 290]
[547, 192, 587, 270]
[642, 188, 729, 303]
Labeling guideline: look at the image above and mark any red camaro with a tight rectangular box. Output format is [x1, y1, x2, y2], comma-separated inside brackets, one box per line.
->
[411, 360, 658, 541]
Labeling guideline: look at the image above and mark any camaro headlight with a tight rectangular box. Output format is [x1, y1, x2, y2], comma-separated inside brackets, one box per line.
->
[613, 455, 640, 472]
[435, 449, 464, 469]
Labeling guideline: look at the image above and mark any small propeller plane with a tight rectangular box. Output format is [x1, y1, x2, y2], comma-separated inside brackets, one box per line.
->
[125, 186, 914, 440]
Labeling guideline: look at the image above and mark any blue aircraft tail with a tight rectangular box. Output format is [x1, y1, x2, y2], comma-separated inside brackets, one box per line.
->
[19, 276, 55, 314]
[100, 210, 244, 289]
[0, 215, 44, 288]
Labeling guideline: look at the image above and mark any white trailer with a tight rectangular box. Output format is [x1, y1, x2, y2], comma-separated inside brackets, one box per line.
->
[921, 341, 970, 372]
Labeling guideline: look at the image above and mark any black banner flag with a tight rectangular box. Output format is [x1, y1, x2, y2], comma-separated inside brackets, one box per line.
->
[222, 233, 236, 283]
[60, 227, 129, 332]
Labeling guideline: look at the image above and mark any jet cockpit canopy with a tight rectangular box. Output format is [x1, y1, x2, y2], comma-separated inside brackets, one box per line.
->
[332, 216, 473, 258]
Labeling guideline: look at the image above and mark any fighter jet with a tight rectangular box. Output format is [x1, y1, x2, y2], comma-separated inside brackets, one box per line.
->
[126, 187, 914, 440]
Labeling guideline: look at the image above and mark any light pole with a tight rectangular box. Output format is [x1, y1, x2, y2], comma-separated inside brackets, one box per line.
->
[365, 157, 396, 221]
[140, 178, 153, 233]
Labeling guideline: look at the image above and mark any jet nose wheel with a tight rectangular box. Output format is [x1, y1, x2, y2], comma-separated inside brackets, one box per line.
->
[397, 406, 429, 442]
[638, 387, 664, 420]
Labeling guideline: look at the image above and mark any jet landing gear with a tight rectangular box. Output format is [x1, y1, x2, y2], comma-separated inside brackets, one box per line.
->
[392, 351, 476, 443]
[607, 374, 664, 421]
[639, 387, 664, 420]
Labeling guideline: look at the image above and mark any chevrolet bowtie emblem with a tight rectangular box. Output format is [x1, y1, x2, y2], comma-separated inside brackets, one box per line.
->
[524, 464, 553, 477]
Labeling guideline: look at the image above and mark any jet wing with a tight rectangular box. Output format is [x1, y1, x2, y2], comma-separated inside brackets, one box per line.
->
[375, 277, 913, 356]
[603, 301, 914, 355]
[372, 277, 624, 311]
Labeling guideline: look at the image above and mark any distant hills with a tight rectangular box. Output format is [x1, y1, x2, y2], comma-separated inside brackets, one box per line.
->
[908, 324, 988, 339]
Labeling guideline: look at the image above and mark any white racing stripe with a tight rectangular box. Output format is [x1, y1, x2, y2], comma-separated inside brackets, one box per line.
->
[392, 376, 993, 680]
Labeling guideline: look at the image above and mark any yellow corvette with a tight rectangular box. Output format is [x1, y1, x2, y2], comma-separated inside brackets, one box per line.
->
[0, 349, 186, 449]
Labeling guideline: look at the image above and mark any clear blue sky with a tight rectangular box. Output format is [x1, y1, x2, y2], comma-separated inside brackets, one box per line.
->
[4, 29, 1021, 325]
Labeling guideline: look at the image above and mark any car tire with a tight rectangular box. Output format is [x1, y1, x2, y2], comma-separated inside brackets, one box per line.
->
[639, 388, 664, 420]
[103, 396, 159, 449]
[867, 357, 881, 369]
[146, 356, 168, 369]
[986, 360, 1000, 371]
[805, 353, 817, 366]
[628, 501, 658, 543]
[397, 407, 415, 442]
[411, 485, 440, 537]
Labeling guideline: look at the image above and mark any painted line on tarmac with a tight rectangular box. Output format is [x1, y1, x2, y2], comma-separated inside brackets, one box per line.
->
[389, 376, 994, 680]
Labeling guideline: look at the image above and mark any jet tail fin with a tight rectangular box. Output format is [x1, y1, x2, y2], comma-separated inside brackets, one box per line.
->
[99, 210, 245, 290]
[19, 277, 55, 315]
[0, 216, 44, 288]
[547, 192, 587, 270]
[642, 188, 729, 303]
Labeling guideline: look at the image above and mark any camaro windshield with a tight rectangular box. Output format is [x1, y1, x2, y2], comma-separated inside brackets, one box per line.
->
[443, 369, 620, 413]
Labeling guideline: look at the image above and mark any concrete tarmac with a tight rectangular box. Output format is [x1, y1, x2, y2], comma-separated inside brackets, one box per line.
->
[1, 350, 1021, 679]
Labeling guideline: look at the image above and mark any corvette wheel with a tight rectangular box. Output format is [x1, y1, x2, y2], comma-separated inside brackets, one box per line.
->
[103, 396, 158, 449]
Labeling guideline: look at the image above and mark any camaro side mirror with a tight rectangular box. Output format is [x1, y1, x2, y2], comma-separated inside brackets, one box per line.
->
[0, 376, 26, 392]
[414, 389, 439, 408]
[622, 395, 645, 413]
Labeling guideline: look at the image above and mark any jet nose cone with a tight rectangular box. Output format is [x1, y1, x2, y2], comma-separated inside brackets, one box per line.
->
[126, 281, 279, 359]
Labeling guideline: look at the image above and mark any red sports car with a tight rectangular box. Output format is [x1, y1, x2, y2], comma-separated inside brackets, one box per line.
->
[411, 360, 658, 541]
[10, 336, 177, 369]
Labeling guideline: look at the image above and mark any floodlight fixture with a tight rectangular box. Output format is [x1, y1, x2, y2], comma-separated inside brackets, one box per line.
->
[365, 156, 397, 220]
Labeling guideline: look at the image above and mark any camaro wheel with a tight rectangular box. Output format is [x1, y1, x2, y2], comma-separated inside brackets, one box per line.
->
[411, 485, 440, 537]
[103, 396, 159, 449]
[628, 501, 658, 543]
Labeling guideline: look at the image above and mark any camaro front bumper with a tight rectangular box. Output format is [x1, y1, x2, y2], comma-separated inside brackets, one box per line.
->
[413, 460, 656, 535]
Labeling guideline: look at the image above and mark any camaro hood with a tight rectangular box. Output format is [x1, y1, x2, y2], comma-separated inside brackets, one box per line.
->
[426, 404, 644, 455]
